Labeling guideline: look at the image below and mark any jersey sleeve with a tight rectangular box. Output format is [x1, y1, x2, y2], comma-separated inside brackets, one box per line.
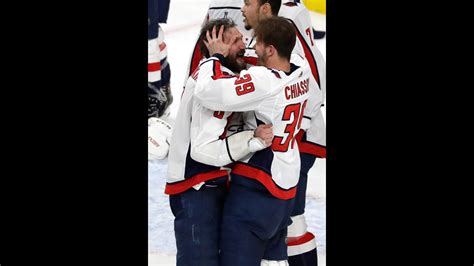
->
[301, 74, 323, 128]
[281, 3, 326, 102]
[194, 56, 278, 112]
[190, 129, 257, 167]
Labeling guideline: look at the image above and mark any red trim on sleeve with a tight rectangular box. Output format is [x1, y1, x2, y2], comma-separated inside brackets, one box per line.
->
[299, 142, 326, 158]
[295, 27, 320, 87]
[211, 60, 234, 80]
[148, 62, 161, 72]
[287, 232, 316, 246]
[191, 67, 199, 80]
[295, 130, 326, 158]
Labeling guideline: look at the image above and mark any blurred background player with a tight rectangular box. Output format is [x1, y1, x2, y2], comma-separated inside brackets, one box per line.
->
[185, 0, 325, 82]
[148, 0, 174, 160]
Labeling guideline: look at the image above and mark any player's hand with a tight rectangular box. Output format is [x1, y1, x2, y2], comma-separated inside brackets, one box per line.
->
[203, 25, 236, 58]
[254, 124, 273, 147]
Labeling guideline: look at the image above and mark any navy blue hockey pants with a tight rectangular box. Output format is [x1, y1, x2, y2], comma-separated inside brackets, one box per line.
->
[169, 183, 227, 266]
[219, 176, 295, 266]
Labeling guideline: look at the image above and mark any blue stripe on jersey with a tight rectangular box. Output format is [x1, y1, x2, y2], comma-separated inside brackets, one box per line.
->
[247, 147, 274, 176]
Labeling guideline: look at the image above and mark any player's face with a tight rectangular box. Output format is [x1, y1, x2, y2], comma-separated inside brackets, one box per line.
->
[223, 27, 246, 72]
[255, 38, 268, 66]
[242, 0, 262, 30]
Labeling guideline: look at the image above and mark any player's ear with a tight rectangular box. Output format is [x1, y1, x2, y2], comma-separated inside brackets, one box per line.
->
[260, 2, 270, 15]
[267, 45, 276, 57]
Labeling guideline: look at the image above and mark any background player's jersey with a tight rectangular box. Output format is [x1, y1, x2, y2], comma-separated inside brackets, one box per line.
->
[184, 0, 326, 151]
[148, 27, 169, 83]
[148, 0, 172, 118]
[194, 54, 316, 200]
[148, 0, 170, 40]
[208, 0, 253, 43]
[166, 64, 244, 195]
[279, 1, 327, 155]
[148, 26, 173, 118]
[279, 1, 326, 101]
[148, 0, 170, 83]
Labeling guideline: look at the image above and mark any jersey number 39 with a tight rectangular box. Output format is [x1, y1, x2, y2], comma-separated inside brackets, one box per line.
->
[235, 74, 255, 96]
[272, 100, 307, 152]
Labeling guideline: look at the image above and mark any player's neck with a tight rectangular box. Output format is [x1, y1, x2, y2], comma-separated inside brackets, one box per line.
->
[266, 57, 291, 73]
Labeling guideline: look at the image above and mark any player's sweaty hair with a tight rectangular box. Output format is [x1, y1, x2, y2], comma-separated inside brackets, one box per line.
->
[253, 16, 296, 61]
[199, 18, 237, 58]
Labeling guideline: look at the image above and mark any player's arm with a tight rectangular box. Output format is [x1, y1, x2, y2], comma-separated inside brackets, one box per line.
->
[301, 73, 323, 130]
[190, 124, 273, 167]
[194, 56, 275, 112]
[194, 26, 277, 112]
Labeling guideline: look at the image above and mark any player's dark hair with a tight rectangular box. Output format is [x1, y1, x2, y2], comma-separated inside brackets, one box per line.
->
[254, 16, 295, 61]
[199, 18, 237, 58]
[257, 0, 281, 16]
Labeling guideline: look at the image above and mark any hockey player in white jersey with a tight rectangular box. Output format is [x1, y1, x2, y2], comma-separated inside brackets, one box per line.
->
[241, 1, 326, 265]
[185, 0, 326, 264]
[166, 19, 274, 266]
[195, 17, 323, 266]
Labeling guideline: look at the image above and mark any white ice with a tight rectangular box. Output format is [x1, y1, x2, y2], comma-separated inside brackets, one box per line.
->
[149, 0, 326, 264]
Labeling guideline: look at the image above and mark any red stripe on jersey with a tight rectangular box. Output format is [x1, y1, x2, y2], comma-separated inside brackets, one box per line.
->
[232, 163, 297, 200]
[211, 60, 234, 80]
[295, 130, 326, 158]
[148, 62, 161, 72]
[299, 142, 326, 158]
[164, 170, 229, 195]
[243, 56, 257, 66]
[189, 39, 203, 77]
[294, 26, 320, 87]
[191, 68, 199, 80]
[287, 232, 316, 246]
[159, 42, 167, 51]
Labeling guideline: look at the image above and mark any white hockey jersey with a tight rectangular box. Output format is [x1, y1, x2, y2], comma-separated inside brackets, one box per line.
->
[279, 2, 326, 157]
[185, 0, 327, 158]
[194, 54, 318, 200]
[207, 0, 253, 43]
[148, 26, 168, 83]
[166, 64, 258, 195]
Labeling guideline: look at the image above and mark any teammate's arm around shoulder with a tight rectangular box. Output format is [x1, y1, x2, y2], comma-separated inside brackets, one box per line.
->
[190, 124, 273, 167]
[195, 60, 272, 112]
[194, 26, 274, 112]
